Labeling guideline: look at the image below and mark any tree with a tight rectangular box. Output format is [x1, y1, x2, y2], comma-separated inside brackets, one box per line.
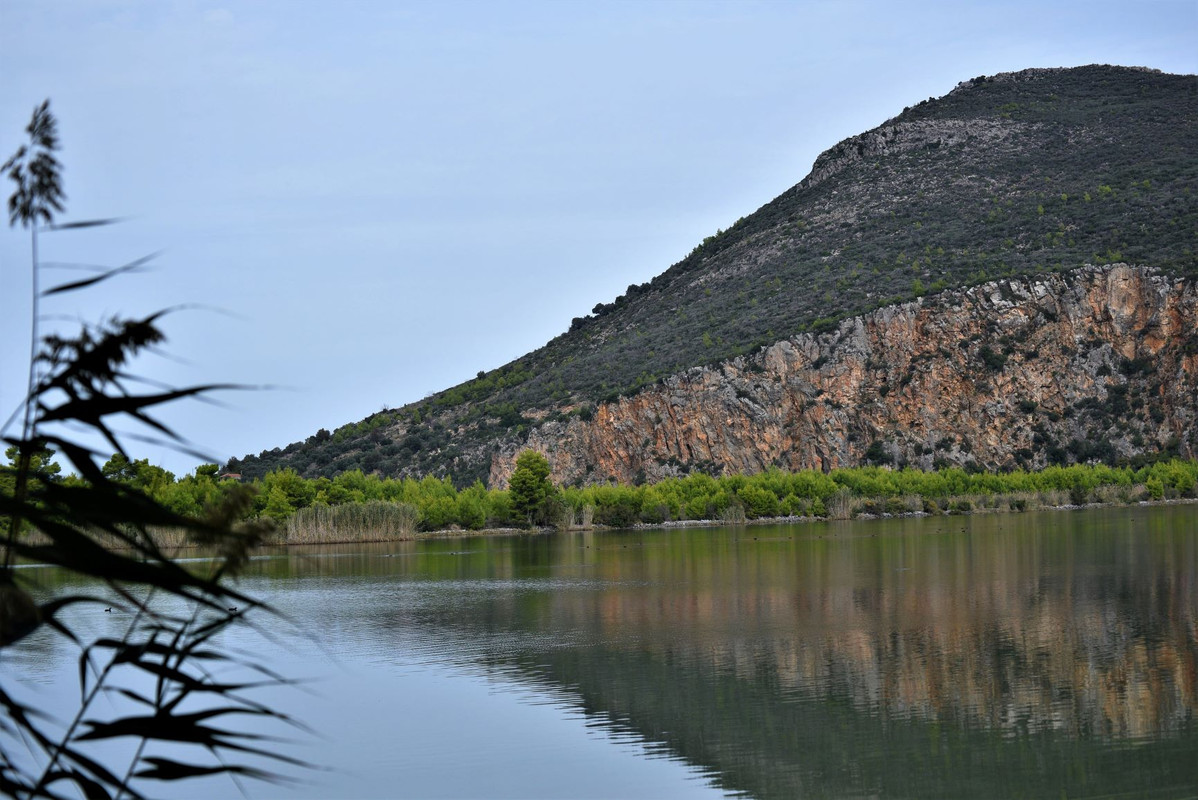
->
[100, 452, 176, 496]
[262, 486, 296, 520]
[509, 449, 554, 526]
[4, 444, 60, 483]
[194, 463, 220, 479]
[260, 467, 317, 511]
[0, 445, 60, 535]
[1, 101, 293, 799]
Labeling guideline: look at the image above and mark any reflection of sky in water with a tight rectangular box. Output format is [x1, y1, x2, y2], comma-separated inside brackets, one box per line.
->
[7, 571, 729, 799]
[5, 504, 1197, 798]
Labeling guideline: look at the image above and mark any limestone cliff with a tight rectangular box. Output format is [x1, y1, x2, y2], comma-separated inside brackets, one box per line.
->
[492, 264, 1197, 487]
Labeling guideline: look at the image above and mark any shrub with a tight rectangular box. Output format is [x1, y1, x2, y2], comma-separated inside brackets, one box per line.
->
[979, 345, 1008, 371]
[421, 495, 458, 530]
[780, 493, 807, 516]
[949, 498, 974, 514]
[486, 491, 516, 527]
[864, 440, 889, 465]
[739, 484, 780, 518]
[456, 493, 487, 530]
[684, 495, 711, 520]
[1145, 476, 1165, 500]
[595, 494, 641, 529]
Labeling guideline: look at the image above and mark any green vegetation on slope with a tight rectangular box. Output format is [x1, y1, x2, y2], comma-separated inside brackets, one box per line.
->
[233, 65, 1198, 483]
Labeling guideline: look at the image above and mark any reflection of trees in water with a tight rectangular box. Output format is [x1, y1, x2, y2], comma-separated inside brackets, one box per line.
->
[754, 601, 1196, 740]
[402, 583, 1198, 800]
[28, 511, 1196, 799]
[379, 509, 1198, 745]
[749, 588, 1186, 740]
[343, 514, 1198, 797]
[673, 568, 1198, 742]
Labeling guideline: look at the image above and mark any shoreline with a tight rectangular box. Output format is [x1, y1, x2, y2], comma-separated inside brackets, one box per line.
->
[25, 495, 1188, 560]
[272, 495, 1198, 548]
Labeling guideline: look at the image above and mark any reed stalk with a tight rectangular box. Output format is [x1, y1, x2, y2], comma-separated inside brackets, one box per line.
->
[282, 501, 421, 544]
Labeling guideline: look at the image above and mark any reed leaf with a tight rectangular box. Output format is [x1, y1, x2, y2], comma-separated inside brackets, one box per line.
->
[1, 100, 300, 799]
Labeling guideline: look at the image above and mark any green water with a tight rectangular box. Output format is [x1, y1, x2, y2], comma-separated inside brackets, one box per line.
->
[9, 504, 1198, 798]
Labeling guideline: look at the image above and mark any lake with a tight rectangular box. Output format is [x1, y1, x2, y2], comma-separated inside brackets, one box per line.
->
[8, 503, 1198, 798]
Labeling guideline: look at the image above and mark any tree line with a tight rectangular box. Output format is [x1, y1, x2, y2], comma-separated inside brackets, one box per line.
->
[11, 448, 1197, 538]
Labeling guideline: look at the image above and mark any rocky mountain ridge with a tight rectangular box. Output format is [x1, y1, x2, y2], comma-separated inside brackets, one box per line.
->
[228, 65, 1198, 485]
[491, 264, 1197, 487]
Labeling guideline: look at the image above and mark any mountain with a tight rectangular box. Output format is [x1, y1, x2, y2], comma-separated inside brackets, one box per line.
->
[229, 65, 1198, 485]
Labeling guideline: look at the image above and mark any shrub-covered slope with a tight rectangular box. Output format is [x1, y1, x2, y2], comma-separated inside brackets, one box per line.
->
[231, 65, 1198, 484]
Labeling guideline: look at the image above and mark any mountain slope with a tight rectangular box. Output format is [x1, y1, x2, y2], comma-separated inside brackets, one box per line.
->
[230, 65, 1198, 484]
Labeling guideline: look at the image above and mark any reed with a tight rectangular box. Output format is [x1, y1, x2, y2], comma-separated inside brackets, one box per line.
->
[1092, 483, 1144, 505]
[826, 489, 859, 520]
[281, 501, 421, 544]
[559, 503, 596, 531]
[18, 526, 196, 552]
[719, 502, 747, 525]
[1038, 489, 1070, 508]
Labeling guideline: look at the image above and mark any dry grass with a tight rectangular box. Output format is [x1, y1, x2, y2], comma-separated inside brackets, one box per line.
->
[827, 489, 860, 520]
[720, 503, 747, 525]
[18, 526, 196, 551]
[558, 504, 595, 531]
[1092, 483, 1145, 505]
[280, 501, 421, 544]
[1037, 489, 1070, 508]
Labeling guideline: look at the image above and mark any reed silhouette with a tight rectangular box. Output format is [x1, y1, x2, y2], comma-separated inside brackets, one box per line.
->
[1, 101, 299, 799]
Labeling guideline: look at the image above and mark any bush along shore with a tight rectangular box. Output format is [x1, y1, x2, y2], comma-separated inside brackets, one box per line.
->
[14, 452, 1195, 546]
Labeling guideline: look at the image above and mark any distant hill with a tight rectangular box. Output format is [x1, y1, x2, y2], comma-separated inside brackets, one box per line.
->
[230, 65, 1198, 484]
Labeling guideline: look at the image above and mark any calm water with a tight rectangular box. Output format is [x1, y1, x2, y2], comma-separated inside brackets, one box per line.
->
[7, 504, 1198, 798]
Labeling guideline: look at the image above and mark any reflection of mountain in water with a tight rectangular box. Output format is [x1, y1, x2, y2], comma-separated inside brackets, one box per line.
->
[350, 507, 1198, 799]
[19, 506, 1197, 797]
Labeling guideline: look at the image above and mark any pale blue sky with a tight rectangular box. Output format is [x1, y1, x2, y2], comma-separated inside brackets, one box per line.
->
[2, 0, 1196, 475]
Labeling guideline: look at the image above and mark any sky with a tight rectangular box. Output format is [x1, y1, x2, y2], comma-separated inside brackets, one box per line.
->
[2, 0, 1196, 477]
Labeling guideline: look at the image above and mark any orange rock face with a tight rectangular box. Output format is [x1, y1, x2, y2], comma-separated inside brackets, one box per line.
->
[491, 265, 1197, 488]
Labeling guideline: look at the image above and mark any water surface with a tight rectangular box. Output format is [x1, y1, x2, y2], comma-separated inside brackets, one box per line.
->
[9, 504, 1198, 798]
